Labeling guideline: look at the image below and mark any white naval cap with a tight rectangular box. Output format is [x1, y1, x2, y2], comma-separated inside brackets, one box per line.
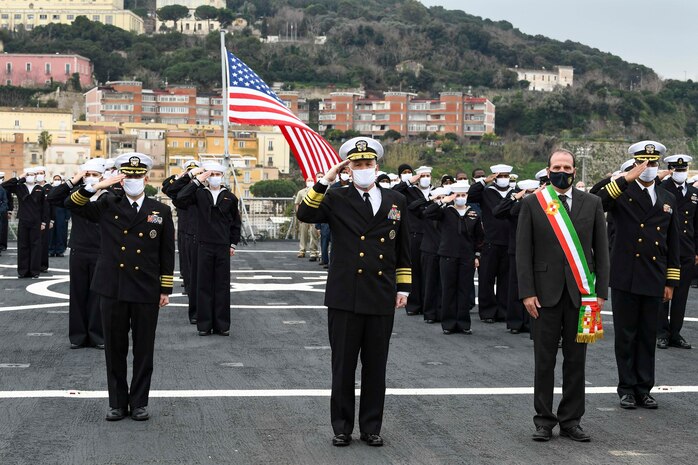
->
[490, 164, 513, 174]
[517, 179, 539, 190]
[81, 158, 106, 174]
[620, 159, 635, 172]
[415, 166, 433, 175]
[628, 140, 666, 160]
[24, 167, 37, 174]
[388, 173, 398, 180]
[202, 161, 226, 173]
[664, 154, 692, 168]
[509, 173, 519, 180]
[104, 159, 116, 170]
[338, 137, 384, 161]
[115, 152, 153, 174]
[429, 187, 449, 198]
[535, 168, 548, 181]
[182, 159, 201, 170]
[34, 166, 47, 173]
[450, 180, 470, 193]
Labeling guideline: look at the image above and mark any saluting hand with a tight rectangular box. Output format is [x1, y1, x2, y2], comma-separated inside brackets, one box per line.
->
[624, 160, 648, 183]
[409, 173, 421, 185]
[523, 296, 541, 319]
[196, 171, 212, 183]
[93, 173, 125, 191]
[71, 170, 86, 186]
[189, 167, 205, 177]
[323, 160, 351, 184]
[484, 173, 498, 184]
[442, 193, 456, 204]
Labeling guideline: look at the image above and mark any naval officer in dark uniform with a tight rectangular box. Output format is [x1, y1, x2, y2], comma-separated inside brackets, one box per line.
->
[297, 137, 411, 448]
[656, 154, 697, 350]
[596, 141, 681, 410]
[65, 152, 175, 422]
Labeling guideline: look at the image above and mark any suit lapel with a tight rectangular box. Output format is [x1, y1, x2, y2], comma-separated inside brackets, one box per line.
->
[628, 181, 653, 213]
[127, 196, 151, 227]
[366, 188, 392, 230]
[346, 185, 371, 223]
[650, 187, 668, 217]
[570, 188, 585, 222]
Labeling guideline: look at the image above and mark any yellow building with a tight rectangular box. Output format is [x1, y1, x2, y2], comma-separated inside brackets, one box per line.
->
[72, 121, 120, 159]
[0, 107, 72, 144]
[0, 0, 144, 34]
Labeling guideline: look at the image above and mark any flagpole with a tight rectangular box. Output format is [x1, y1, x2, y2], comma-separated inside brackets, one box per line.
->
[221, 31, 256, 244]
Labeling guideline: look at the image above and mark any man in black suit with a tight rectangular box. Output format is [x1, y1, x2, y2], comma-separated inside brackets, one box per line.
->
[1, 167, 50, 278]
[0, 172, 8, 255]
[595, 141, 680, 411]
[297, 137, 411, 448]
[65, 152, 175, 422]
[517, 149, 609, 442]
[657, 154, 697, 350]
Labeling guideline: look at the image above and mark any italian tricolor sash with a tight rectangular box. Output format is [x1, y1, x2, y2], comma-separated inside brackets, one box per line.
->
[534, 186, 603, 343]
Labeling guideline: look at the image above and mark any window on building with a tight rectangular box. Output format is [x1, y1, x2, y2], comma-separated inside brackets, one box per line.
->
[28, 14, 35, 20]
[96, 140, 102, 151]
[244, 190, 250, 197]
[197, 141, 204, 148]
[184, 142, 191, 148]
[267, 140, 274, 151]
[244, 172, 251, 183]
[1, 14, 8, 20]
[105, 16, 113, 25]
[67, 15, 74, 20]
[14, 14, 22, 20]
[32, 153, 37, 163]
[185, 23, 190, 30]
[26, 63, 31, 72]
[238, 141, 245, 148]
[171, 141, 179, 148]
[5, 63, 11, 73]
[65, 63, 71, 75]
[267, 157, 273, 167]
[53, 15, 60, 21]
[39, 14, 47, 20]
[45, 63, 51, 74]
[92, 15, 100, 22]
[5, 80, 10, 85]
[14, 120, 20, 128]
[214, 139, 220, 146]
[263, 173, 269, 180]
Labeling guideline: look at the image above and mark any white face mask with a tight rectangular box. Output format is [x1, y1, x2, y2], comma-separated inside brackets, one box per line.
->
[305, 181, 314, 188]
[400, 173, 412, 182]
[419, 177, 431, 188]
[208, 176, 222, 188]
[454, 197, 467, 207]
[495, 177, 510, 188]
[25, 175, 35, 184]
[36, 174, 45, 183]
[474, 177, 485, 183]
[639, 166, 658, 182]
[352, 168, 376, 189]
[379, 181, 391, 189]
[509, 181, 516, 188]
[52, 180, 62, 187]
[340, 173, 350, 182]
[84, 176, 100, 186]
[123, 178, 145, 197]
[672, 171, 688, 184]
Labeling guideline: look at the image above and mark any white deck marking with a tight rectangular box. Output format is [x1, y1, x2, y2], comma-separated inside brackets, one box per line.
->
[0, 385, 697, 399]
[27, 333, 53, 337]
[236, 276, 293, 280]
[0, 303, 69, 312]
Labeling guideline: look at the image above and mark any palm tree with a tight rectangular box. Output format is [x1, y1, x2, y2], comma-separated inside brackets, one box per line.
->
[38, 130, 52, 164]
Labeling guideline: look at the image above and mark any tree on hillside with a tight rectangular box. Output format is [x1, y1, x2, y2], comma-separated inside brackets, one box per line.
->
[38, 130, 52, 164]
[157, 4, 190, 32]
[250, 179, 299, 198]
[195, 5, 219, 32]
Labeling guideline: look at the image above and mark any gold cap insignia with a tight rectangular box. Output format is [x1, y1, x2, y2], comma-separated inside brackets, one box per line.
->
[356, 140, 368, 152]
[129, 156, 140, 167]
[645, 144, 655, 154]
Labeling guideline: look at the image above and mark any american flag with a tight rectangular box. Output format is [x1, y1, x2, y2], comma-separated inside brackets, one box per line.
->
[225, 50, 340, 179]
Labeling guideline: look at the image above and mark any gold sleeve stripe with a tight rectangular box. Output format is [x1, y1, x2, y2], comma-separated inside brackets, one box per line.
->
[396, 268, 411, 273]
[302, 197, 321, 208]
[606, 180, 622, 199]
[396, 275, 412, 284]
[70, 190, 90, 206]
[306, 188, 325, 202]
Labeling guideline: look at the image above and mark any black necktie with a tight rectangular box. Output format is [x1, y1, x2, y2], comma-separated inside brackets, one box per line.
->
[642, 188, 653, 206]
[132, 201, 138, 213]
[363, 192, 373, 217]
[559, 194, 570, 214]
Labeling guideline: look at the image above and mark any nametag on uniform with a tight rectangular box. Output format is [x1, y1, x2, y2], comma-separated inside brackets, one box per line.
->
[691, 193, 698, 204]
[467, 210, 478, 218]
[663, 204, 672, 214]
[147, 213, 163, 224]
[387, 205, 401, 221]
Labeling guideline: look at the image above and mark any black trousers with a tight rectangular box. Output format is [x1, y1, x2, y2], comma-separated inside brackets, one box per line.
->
[186, 234, 197, 321]
[405, 232, 424, 314]
[506, 254, 530, 331]
[40, 223, 49, 271]
[533, 288, 587, 429]
[328, 308, 394, 436]
[196, 242, 231, 333]
[658, 259, 693, 341]
[612, 288, 661, 398]
[101, 296, 160, 410]
[421, 251, 442, 321]
[17, 222, 41, 277]
[49, 208, 69, 254]
[440, 256, 474, 332]
[178, 227, 190, 292]
[69, 249, 103, 346]
[478, 243, 509, 320]
[0, 212, 9, 249]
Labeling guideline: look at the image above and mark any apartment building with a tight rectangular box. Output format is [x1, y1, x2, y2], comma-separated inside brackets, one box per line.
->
[0, 133, 24, 177]
[155, 0, 224, 35]
[318, 91, 495, 138]
[0, 107, 72, 144]
[0, 53, 93, 88]
[509, 65, 574, 92]
[0, 0, 144, 34]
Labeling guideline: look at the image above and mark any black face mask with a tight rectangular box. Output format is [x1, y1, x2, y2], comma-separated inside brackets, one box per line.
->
[548, 171, 574, 190]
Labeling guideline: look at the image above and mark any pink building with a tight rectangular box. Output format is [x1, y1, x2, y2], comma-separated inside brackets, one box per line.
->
[0, 53, 93, 88]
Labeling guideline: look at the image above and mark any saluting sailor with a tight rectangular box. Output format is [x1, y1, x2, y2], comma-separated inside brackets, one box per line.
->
[65, 152, 175, 422]
[297, 137, 411, 448]
[656, 154, 697, 350]
[596, 141, 681, 410]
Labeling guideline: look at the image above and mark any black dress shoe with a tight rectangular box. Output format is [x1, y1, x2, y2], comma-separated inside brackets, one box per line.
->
[95, 344, 105, 350]
[669, 336, 692, 349]
[532, 425, 552, 442]
[105, 407, 127, 421]
[406, 310, 421, 316]
[216, 330, 230, 336]
[70, 343, 83, 349]
[442, 329, 453, 335]
[510, 329, 520, 334]
[189, 318, 197, 325]
[332, 433, 352, 447]
[462, 329, 473, 335]
[424, 319, 435, 324]
[131, 406, 149, 421]
[620, 394, 636, 409]
[636, 394, 658, 409]
[482, 318, 495, 324]
[560, 425, 590, 442]
[309, 256, 317, 262]
[360, 432, 384, 447]
[198, 330, 211, 336]
[657, 337, 669, 349]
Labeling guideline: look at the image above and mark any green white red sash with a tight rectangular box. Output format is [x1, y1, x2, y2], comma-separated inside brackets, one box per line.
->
[534, 186, 603, 343]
